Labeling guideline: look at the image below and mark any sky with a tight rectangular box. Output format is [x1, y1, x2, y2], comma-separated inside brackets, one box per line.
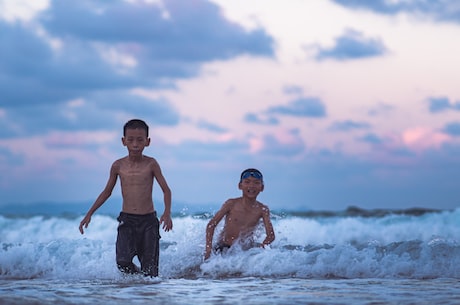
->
[1, 0, 460, 212]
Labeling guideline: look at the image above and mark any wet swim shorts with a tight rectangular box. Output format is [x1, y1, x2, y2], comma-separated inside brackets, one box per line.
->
[214, 242, 231, 254]
[116, 211, 160, 276]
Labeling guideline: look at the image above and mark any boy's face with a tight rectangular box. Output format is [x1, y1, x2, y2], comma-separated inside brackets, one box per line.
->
[239, 176, 264, 198]
[122, 128, 150, 156]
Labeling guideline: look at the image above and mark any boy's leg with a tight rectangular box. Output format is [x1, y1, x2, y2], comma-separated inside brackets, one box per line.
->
[138, 213, 160, 277]
[116, 213, 139, 274]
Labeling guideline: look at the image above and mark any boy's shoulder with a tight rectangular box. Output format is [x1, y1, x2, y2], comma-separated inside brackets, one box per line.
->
[255, 200, 270, 211]
[223, 197, 240, 207]
[113, 155, 157, 163]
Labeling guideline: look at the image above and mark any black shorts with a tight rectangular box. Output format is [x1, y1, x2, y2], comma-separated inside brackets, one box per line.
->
[116, 211, 160, 276]
[214, 242, 231, 254]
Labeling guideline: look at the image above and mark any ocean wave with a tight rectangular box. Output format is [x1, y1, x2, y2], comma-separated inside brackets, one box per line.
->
[1, 238, 459, 280]
[1, 208, 459, 280]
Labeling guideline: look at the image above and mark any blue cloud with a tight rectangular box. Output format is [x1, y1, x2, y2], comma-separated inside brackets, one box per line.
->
[0, 92, 179, 139]
[367, 103, 394, 116]
[197, 120, 228, 133]
[283, 85, 304, 95]
[260, 130, 305, 157]
[0, 23, 148, 108]
[359, 133, 383, 145]
[442, 122, 460, 137]
[329, 120, 371, 132]
[267, 97, 327, 118]
[428, 97, 460, 113]
[169, 139, 248, 162]
[42, 0, 274, 61]
[0, 0, 274, 109]
[244, 113, 279, 125]
[332, 0, 460, 23]
[316, 29, 387, 61]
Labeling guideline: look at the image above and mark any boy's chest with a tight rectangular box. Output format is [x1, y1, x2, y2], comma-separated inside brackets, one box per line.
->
[228, 206, 261, 225]
[119, 165, 153, 183]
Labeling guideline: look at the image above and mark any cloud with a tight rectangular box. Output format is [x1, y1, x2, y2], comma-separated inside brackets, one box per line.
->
[259, 129, 305, 157]
[427, 96, 460, 113]
[316, 29, 387, 61]
[442, 122, 460, 137]
[329, 120, 371, 132]
[244, 113, 279, 125]
[401, 127, 449, 151]
[283, 85, 304, 95]
[367, 102, 394, 117]
[359, 133, 383, 145]
[0, 92, 179, 139]
[0, 22, 148, 108]
[267, 97, 327, 118]
[332, 0, 460, 23]
[197, 120, 228, 133]
[42, 0, 274, 59]
[169, 138, 248, 162]
[94, 92, 181, 126]
[360, 127, 451, 158]
[0, 0, 274, 109]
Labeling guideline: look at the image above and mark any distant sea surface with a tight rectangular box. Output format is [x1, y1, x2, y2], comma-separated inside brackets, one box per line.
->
[1, 206, 459, 304]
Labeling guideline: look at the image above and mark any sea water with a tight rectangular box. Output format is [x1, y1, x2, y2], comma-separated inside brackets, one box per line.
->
[1, 207, 459, 304]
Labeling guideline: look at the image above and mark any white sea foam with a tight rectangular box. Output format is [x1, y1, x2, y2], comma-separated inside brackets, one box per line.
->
[1, 209, 459, 280]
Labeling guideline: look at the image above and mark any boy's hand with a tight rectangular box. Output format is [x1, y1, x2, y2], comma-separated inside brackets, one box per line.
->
[160, 214, 173, 232]
[79, 216, 91, 234]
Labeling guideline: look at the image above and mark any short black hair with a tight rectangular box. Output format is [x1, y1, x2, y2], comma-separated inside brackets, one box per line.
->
[123, 119, 149, 137]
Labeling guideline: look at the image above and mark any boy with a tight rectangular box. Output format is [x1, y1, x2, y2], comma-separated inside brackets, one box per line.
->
[79, 119, 172, 277]
[204, 168, 275, 260]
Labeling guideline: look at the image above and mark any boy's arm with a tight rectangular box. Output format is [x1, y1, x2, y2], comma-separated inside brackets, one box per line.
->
[260, 206, 275, 247]
[152, 160, 173, 232]
[204, 201, 230, 260]
[79, 162, 118, 234]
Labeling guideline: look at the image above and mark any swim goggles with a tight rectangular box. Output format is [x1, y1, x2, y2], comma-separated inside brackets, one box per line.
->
[240, 170, 263, 181]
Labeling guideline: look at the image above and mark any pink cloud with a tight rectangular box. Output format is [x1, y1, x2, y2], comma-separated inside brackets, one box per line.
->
[402, 127, 450, 152]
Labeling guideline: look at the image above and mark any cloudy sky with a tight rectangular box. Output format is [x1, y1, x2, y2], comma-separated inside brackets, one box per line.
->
[1, 0, 460, 212]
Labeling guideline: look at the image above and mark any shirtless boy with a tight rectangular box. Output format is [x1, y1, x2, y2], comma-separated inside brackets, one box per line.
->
[204, 168, 275, 260]
[79, 119, 172, 277]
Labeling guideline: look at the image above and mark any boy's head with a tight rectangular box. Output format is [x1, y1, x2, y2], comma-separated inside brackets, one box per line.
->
[124, 119, 149, 137]
[240, 168, 263, 184]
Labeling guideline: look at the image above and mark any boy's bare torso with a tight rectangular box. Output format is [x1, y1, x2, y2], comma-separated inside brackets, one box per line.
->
[115, 155, 156, 215]
[220, 198, 265, 245]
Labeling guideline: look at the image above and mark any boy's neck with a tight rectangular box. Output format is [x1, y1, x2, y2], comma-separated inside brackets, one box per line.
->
[242, 196, 258, 205]
[128, 154, 144, 162]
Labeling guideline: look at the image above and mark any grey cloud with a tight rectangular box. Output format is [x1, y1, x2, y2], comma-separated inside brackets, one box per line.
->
[170, 139, 248, 162]
[260, 129, 305, 157]
[367, 102, 394, 117]
[332, 0, 460, 24]
[0, 23, 146, 108]
[42, 0, 274, 61]
[316, 29, 387, 61]
[428, 97, 460, 113]
[1, 0, 274, 109]
[267, 97, 327, 118]
[0, 93, 179, 138]
[244, 113, 279, 125]
[359, 133, 383, 145]
[197, 120, 228, 133]
[442, 122, 460, 137]
[283, 85, 304, 95]
[329, 120, 371, 132]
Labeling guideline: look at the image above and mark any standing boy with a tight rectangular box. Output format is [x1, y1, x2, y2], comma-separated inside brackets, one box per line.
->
[205, 168, 275, 260]
[79, 119, 172, 277]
